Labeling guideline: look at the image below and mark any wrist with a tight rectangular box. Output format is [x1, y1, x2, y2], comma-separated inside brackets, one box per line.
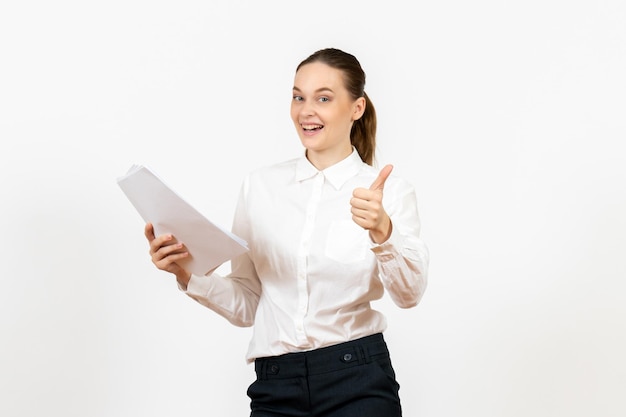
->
[370, 217, 392, 244]
[176, 271, 192, 290]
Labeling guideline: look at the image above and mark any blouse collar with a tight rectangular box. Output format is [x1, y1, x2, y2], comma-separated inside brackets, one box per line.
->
[295, 148, 363, 190]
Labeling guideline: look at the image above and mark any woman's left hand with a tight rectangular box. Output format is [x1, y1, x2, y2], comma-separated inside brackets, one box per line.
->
[350, 164, 393, 244]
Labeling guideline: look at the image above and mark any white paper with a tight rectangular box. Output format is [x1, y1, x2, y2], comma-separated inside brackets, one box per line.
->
[117, 164, 248, 276]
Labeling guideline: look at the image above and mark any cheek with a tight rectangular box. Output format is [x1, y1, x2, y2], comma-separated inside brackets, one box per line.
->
[290, 105, 299, 123]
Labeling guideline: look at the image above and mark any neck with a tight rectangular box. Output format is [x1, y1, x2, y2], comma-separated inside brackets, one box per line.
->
[306, 146, 353, 171]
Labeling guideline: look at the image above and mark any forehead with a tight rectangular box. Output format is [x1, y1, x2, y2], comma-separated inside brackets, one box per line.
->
[293, 62, 346, 92]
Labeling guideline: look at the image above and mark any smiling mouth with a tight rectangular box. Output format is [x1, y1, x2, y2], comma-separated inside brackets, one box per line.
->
[302, 124, 324, 131]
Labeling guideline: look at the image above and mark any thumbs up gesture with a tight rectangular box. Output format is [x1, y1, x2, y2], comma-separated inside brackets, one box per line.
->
[350, 164, 393, 244]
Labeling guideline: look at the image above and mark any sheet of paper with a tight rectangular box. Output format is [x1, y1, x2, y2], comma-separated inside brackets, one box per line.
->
[117, 164, 248, 276]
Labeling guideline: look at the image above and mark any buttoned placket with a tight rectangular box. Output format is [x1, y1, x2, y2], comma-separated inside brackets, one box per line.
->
[294, 171, 325, 344]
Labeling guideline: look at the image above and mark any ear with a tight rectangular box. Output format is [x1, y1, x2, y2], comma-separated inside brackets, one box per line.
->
[351, 96, 366, 121]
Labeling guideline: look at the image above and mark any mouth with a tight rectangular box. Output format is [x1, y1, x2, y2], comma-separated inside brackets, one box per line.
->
[301, 123, 324, 132]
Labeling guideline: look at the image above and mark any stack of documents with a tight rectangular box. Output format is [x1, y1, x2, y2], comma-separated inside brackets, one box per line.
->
[117, 165, 249, 276]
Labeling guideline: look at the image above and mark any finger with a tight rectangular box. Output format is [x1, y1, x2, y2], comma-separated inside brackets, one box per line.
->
[149, 233, 174, 256]
[352, 187, 382, 202]
[144, 222, 156, 241]
[156, 241, 186, 260]
[152, 241, 187, 268]
[350, 193, 380, 211]
[351, 211, 378, 230]
[351, 207, 370, 222]
[155, 250, 189, 273]
[369, 164, 393, 191]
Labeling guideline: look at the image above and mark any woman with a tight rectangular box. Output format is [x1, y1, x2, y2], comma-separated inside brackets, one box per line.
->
[145, 48, 429, 417]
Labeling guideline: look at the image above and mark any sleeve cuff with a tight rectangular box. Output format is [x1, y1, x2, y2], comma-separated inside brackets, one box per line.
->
[369, 225, 403, 260]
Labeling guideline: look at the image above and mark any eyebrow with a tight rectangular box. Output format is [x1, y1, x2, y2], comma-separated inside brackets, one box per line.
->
[292, 86, 335, 94]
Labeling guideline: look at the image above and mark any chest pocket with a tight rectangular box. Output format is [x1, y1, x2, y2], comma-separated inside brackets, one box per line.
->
[325, 220, 369, 263]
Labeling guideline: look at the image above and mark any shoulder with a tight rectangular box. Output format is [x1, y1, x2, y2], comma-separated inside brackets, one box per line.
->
[242, 157, 300, 188]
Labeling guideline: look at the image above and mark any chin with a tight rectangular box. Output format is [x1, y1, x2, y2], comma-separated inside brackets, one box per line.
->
[300, 138, 324, 152]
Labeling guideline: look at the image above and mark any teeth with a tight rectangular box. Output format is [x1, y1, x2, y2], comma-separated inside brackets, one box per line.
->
[302, 124, 322, 130]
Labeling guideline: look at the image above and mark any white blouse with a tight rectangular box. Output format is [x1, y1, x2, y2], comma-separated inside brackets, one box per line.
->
[184, 149, 429, 363]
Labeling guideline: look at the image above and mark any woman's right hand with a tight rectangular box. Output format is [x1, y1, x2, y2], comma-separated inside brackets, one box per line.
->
[144, 223, 191, 287]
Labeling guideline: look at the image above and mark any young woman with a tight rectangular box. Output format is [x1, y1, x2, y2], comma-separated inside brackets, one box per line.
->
[145, 48, 429, 417]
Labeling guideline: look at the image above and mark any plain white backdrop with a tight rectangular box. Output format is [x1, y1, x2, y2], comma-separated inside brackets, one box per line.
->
[1, 1, 625, 416]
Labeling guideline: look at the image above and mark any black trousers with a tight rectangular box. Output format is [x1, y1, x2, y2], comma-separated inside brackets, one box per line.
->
[248, 333, 402, 417]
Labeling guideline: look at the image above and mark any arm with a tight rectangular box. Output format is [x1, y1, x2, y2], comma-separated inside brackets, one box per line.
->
[144, 178, 262, 327]
[183, 252, 261, 327]
[371, 185, 429, 308]
[182, 178, 261, 327]
[351, 166, 429, 308]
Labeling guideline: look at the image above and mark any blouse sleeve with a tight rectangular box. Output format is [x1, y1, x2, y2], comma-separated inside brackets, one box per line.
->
[182, 177, 262, 327]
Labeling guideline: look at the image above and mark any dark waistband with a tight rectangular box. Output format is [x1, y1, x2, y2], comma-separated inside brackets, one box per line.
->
[254, 333, 389, 379]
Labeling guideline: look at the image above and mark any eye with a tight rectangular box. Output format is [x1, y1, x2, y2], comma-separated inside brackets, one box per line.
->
[293, 95, 303, 102]
[319, 97, 330, 102]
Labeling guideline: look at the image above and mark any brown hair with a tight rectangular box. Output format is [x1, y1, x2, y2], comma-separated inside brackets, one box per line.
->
[296, 48, 377, 165]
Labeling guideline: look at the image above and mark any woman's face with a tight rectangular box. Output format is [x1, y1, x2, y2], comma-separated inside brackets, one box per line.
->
[291, 62, 365, 169]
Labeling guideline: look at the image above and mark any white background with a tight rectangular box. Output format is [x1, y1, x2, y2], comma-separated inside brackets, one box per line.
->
[1, 1, 625, 416]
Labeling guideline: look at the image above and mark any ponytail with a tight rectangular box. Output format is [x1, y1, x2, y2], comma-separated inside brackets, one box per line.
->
[351, 92, 377, 165]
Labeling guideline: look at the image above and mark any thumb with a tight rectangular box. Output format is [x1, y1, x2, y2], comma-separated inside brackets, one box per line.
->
[369, 164, 393, 191]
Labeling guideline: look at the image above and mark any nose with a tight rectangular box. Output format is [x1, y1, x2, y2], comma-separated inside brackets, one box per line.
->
[300, 100, 315, 117]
